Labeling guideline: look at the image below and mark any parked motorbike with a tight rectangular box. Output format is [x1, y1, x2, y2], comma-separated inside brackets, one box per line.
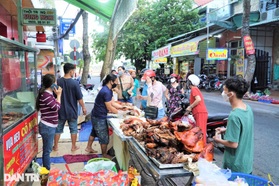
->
[207, 113, 228, 152]
[81, 83, 94, 91]
[75, 77, 95, 91]
[204, 74, 223, 92]
[198, 74, 207, 89]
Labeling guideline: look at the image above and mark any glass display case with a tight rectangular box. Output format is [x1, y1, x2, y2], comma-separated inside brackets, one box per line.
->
[0, 36, 38, 185]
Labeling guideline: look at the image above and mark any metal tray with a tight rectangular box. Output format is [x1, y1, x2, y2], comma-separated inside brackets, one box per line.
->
[132, 137, 146, 153]
[131, 138, 185, 169]
[149, 157, 185, 169]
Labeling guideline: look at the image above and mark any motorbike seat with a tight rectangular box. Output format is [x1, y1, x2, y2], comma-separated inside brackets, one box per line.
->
[207, 113, 229, 122]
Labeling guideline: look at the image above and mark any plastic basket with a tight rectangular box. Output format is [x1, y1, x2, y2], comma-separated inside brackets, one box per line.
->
[87, 158, 118, 173]
[229, 172, 274, 186]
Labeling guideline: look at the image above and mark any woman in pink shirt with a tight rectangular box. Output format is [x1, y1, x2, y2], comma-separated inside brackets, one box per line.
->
[139, 70, 167, 120]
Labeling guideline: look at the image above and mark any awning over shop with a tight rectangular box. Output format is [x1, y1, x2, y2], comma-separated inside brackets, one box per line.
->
[63, 0, 117, 21]
[232, 12, 260, 28]
[170, 29, 224, 57]
[63, 0, 137, 40]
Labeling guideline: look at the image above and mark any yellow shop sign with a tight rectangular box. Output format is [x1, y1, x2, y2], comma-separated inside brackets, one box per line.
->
[154, 58, 167, 63]
[207, 48, 228, 60]
[171, 41, 199, 57]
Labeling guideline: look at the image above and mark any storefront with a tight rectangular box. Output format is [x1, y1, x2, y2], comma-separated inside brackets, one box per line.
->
[0, 36, 38, 186]
[0, 1, 43, 185]
[170, 29, 224, 78]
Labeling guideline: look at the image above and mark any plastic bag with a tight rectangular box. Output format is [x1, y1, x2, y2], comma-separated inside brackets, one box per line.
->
[195, 158, 230, 185]
[84, 160, 116, 173]
[48, 168, 128, 186]
[181, 115, 196, 127]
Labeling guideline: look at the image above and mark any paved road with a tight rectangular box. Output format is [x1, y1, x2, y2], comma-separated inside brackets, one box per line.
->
[204, 91, 279, 184]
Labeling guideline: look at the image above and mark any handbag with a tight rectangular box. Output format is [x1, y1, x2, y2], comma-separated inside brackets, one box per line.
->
[122, 90, 130, 101]
[144, 106, 158, 119]
[119, 78, 130, 101]
[144, 92, 158, 119]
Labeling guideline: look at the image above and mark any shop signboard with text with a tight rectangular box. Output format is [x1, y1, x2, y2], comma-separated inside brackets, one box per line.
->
[154, 57, 167, 63]
[22, 8, 56, 26]
[60, 18, 76, 36]
[236, 48, 245, 77]
[151, 45, 171, 60]
[207, 48, 228, 60]
[3, 112, 38, 186]
[170, 41, 199, 57]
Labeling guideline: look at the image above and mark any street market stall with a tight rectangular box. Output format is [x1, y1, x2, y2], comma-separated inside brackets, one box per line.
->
[0, 36, 38, 186]
[108, 116, 195, 185]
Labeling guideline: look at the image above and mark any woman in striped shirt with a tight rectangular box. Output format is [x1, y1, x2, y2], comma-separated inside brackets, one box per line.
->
[35, 74, 62, 170]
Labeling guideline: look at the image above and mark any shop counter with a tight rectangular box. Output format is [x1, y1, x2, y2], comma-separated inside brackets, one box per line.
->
[108, 118, 132, 171]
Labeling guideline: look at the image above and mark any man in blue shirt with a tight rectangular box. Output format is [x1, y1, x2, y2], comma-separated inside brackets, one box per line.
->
[53, 63, 87, 152]
[85, 74, 124, 158]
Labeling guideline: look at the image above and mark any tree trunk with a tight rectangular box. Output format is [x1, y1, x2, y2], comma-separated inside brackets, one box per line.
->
[100, 23, 118, 80]
[81, 11, 91, 85]
[242, 0, 256, 88]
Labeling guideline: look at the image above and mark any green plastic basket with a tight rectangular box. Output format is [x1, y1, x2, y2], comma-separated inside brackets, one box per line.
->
[87, 158, 118, 173]
[229, 172, 275, 186]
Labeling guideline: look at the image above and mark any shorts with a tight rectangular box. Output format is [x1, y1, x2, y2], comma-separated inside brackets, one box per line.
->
[55, 119, 78, 134]
[90, 117, 109, 144]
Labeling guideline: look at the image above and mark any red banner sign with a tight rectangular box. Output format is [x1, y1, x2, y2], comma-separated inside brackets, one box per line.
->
[3, 112, 38, 186]
[151, 45, 171, 60]
[243, 35, 255, 55]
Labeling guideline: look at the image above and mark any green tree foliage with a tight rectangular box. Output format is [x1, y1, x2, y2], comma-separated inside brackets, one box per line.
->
[90, 25, 109, 63]
[91, 0, 201, 67]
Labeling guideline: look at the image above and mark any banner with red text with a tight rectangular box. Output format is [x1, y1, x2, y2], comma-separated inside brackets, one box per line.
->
[3, 112, 38, 186]
[151, 45, 171, 60]
[243, 35, 255, 55]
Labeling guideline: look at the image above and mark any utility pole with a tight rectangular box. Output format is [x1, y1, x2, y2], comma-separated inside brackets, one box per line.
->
[206, 5, 210, 75]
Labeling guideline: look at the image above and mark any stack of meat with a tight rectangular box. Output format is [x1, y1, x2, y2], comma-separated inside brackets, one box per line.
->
[112, 101, 142, 117]
[2, 112, 24, 124]
[120, 116, 214, 164]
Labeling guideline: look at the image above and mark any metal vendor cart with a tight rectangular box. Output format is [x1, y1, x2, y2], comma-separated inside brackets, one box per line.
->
[127, 138, 194, 186]
[0, 36, 38, 186]
[108, 117, 194, 186]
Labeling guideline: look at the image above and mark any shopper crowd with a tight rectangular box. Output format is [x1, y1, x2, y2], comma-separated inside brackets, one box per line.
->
[37, 64, 254, 174]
